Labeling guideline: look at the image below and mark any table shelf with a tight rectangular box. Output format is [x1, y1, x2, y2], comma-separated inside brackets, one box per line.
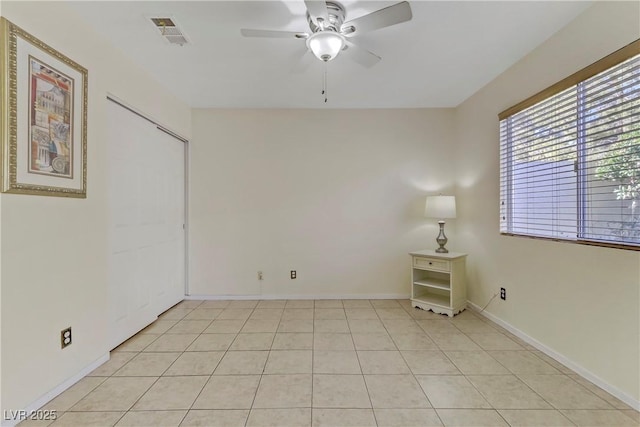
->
[409, 250, 467, 317]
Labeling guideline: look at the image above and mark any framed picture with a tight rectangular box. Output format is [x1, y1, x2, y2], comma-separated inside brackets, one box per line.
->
[0, 18, 87, 197]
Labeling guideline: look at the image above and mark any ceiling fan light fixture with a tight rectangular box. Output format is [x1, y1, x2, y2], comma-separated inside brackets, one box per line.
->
[307, 31, 345, 62]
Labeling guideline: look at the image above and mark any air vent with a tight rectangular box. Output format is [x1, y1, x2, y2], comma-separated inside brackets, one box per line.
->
[150, 17, 189, 46]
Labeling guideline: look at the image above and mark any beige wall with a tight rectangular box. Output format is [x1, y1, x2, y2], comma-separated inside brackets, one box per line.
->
[189, 109, 456, 297]
[455, 1, 640, 403]
[0, 2, 191, 414]
[2, 0, 639, 416]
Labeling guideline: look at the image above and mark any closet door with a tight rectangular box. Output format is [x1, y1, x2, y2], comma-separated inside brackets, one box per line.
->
[107, 100, 186, 349]
[155, 126, 186, 313]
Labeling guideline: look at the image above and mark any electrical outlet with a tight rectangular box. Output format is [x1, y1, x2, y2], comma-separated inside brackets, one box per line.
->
[61, 327, 72, 349]
[500, 287, 506, 300]
[290, 270, 297, 279]
[258, 271, 263, 280]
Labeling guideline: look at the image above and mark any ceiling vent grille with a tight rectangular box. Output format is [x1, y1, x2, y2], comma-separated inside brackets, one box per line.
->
[150, 17, 189, 46]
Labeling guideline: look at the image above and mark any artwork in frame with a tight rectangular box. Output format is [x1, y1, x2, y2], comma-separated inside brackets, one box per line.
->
[0, 17, 87, 197]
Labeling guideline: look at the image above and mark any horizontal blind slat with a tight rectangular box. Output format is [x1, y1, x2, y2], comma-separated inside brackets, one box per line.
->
[500, 49, 640, 247]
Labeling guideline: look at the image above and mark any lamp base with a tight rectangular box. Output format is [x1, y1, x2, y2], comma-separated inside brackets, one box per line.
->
[435, 220, 449, 253]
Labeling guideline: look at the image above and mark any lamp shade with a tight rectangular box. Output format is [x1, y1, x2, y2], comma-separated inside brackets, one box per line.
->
[425, 195, 457, 219]
[307, 31, 345, 62]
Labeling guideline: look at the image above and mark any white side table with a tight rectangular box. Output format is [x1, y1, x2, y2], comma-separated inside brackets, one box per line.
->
[410, 250, 467, 317]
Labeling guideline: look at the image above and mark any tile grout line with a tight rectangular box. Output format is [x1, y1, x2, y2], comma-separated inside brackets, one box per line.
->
[109, 302, 200, 426]
[239, 301, 262, 427]
[310, 300, 316, 427]
[176, 299, 242, 426]
[35, 299, 639, 427]
[177, 299, 218, 427]
[385, 303, 446, 427]
[406, 305, 540, 426]
[163, 301, 203, 427]
[393, 306, 442, 424]
[356, 303, 378, 426]
[249, 301, 291, 423]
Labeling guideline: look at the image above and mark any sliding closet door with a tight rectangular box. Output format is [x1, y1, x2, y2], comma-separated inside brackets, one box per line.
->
[155, 126, 186, 313]
[107, 100, 186, 349]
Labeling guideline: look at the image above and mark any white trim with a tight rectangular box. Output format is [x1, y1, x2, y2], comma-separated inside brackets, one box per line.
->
[183, 140, 190, 296]
[468, 301, 640, 411]
[185, 293, 410, 301]
[1, 353, 109, 427]
[105, 93, 189, 142]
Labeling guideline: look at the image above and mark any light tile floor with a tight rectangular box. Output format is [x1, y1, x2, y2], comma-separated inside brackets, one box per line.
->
[20, 299, 640, 426]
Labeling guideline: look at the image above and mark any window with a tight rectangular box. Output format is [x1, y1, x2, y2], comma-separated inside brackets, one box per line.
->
[499, 40, 640, 250]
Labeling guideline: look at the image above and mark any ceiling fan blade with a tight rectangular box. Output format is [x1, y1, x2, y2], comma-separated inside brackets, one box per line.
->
[304, 0, 329, 26]
[342, 40, 381, 68]
[341, 1, 412, 36]
[241, 29, 308, 39]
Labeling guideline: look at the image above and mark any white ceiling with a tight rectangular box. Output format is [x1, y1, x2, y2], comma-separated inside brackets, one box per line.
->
[69, 1, 592, 108]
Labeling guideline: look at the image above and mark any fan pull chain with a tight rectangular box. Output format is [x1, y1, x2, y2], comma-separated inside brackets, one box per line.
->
[322, 63, 328, 103]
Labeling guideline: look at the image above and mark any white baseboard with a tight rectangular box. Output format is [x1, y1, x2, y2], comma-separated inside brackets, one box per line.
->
[185, 293, 410, 301]
[1, 353, 110, 427]
[468, 301, 640, 411]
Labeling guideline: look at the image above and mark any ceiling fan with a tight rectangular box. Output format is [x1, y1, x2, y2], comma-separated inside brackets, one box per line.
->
[240, 1, 412, 67]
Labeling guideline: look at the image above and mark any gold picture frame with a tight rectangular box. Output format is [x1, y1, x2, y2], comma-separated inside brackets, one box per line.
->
[0, 18, 87, 197]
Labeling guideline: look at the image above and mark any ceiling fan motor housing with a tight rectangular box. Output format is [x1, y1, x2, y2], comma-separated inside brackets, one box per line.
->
[307, 1, 346, 33]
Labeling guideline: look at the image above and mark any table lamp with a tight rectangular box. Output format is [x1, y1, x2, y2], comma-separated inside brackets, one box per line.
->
[425, 195, 456, 253]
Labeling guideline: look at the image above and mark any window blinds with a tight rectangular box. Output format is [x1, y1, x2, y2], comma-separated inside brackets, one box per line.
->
[500, 47, 640, 249]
